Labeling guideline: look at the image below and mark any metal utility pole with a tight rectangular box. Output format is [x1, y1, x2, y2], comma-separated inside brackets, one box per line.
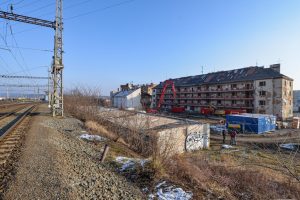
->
[0, 0, 64, 117]
[52, 0, 64, 117]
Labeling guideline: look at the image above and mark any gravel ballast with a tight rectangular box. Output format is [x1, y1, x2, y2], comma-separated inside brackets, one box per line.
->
[4, 105, 143, 199]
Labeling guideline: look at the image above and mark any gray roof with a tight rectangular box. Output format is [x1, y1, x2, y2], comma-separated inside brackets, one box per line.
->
[114, 90, 134, 97]
[154, 66, 293, 88]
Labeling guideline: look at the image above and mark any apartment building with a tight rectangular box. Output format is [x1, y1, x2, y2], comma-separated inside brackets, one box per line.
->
[152, 64, 293, 119]
[294, 90, 300, 113]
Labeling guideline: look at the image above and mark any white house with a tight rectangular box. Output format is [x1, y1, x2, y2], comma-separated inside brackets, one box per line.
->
[112, 88, 142, 110]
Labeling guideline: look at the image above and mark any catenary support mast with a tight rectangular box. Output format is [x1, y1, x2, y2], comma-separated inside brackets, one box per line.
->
[0, 0, 64, 117]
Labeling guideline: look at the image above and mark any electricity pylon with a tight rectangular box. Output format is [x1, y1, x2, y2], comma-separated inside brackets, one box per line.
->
[0, 0, 64, 117]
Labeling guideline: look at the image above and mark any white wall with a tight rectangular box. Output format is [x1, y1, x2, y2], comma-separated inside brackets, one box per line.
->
[126, 88, 142, 110]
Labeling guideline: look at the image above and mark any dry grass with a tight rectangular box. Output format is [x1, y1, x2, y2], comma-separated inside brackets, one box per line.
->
[85, 120, 118, 140]
[64, 87, 300, 199]
[166, 150, 300, 199]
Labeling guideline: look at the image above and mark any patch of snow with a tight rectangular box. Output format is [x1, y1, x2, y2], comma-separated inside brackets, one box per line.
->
[280, 143, 299, 151]
[149, 181, 193, 200]
[79, 134, 106, 142]
[222, 144, 234, 149]
[115, 156, 148, 171]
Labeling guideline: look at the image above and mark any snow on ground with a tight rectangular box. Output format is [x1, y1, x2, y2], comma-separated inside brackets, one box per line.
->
[115, 156, 148, 171]
[149, 181, 193, 200]
[222, 144, 234, 149]
[79, 134, 106, 142]
[280, 143, 300, 151]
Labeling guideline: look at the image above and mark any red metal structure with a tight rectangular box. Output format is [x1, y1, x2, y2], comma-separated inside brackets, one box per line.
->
[148, 80, 185, 113]
[157, 80, 176, 109]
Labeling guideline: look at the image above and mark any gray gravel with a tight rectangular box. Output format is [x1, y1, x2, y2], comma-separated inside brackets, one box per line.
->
[42, 117, 143, 199]
[4, 105, 143, 200]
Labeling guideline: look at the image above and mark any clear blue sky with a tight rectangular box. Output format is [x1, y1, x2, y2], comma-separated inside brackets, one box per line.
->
[0, 0, 299, 96]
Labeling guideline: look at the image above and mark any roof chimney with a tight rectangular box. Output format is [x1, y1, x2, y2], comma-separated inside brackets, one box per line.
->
[270, 64, 280, 73]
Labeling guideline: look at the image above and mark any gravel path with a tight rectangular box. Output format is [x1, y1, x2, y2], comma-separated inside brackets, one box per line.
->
[4, 105, 143, 199]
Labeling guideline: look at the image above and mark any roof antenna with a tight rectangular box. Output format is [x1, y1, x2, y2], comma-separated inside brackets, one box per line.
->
[10, 4, 13, 13]
[256, 60, 258, 66]
[201, 66, 204, 74]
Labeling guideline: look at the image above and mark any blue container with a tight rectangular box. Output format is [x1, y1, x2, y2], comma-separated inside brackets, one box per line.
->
[226, 114, 276, 134]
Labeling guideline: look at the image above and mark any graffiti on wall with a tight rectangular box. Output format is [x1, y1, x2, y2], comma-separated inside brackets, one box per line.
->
[185, 131, 209, 152]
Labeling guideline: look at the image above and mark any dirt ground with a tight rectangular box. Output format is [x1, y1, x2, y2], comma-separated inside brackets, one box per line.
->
[3, 104, 143, 200]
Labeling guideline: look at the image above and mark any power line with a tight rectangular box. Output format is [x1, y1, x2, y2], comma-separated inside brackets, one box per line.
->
[0, 45, 53, 52]
[23, 2, 55, 15]
[66, 0, 136, 20]
[0, 74, 50, 79]
[7, 65, 49, 75]
[5, 0, 137, 35]
[12, 0, 25, 6]
[8, 23, 37, 85]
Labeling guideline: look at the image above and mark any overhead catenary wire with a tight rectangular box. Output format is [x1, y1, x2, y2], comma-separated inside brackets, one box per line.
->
[66, 0, 136, 20]
[0, 45, 53, 52]
[8, 23, 37, 85]
[4, 0, 138, 36]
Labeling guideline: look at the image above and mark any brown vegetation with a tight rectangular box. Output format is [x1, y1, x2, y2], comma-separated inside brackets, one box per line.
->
[64, 88, 300, 199]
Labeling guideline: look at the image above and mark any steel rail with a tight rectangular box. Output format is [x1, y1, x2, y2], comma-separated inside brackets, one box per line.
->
[0, 106, 27, 120]
[0, 105, 36, 140]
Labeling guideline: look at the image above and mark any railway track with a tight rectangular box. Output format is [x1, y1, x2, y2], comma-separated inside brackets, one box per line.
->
[0, 105, 36, 194]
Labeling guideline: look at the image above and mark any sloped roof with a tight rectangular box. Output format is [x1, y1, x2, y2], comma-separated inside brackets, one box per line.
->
[114, 90, 134, 97]
[155, 66, 293, 89]
[114, 88, 140, 98]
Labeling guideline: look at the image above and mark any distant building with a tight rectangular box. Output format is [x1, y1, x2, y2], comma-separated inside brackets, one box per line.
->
[152, 64, 293, 120]
[112, 88, 142, 110]
[294, 90, 300, 113]
[141, 83, 157, 110]
[111, 83, 142, 110]
[111, 83, 157, 111]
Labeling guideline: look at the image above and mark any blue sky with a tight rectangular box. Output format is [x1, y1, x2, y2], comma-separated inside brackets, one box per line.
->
[0, 0, 299, 95]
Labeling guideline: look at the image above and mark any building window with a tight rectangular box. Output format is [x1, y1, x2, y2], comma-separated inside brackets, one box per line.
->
[259, 81, 266, 87]
[231, 84, 237, 89]
[217, 100, 221, 104]
[285, 80, 287, 86]
[232, 100, 237, 104]
[217, 93, 221, 97]
[259, 91, 266, 96]
[232, 92, 237, 97]
[290, 82, 292, 87]
[259, 100, 266, 106]
[217, 85, 221, 89]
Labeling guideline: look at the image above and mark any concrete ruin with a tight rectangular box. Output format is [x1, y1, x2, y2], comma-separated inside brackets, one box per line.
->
[98, 108, 210, 156]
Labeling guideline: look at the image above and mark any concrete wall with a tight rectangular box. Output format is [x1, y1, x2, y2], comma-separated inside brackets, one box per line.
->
[112, 88, 142, 110]
[294, 90, 300, 113]
[157, 123, 210, 156]
[254, 78, 293, 119]
[126, 88, 142, 110]
[254, 79, 274, 115]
